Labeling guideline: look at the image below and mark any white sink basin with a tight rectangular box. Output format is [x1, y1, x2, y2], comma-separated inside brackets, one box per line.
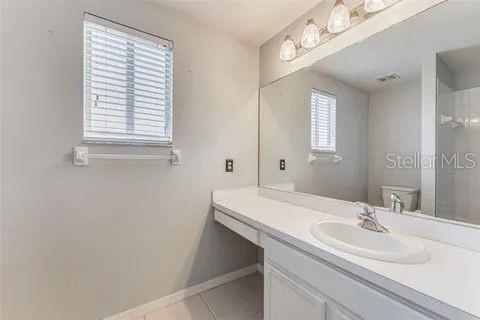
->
[310, 220, 429, 264]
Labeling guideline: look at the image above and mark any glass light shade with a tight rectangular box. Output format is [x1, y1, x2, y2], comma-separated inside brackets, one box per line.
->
[301, 19, 320, 49]
[364, 0, 386, 13]
[279, 35, 297, 61]
[327, 2, 351, 34]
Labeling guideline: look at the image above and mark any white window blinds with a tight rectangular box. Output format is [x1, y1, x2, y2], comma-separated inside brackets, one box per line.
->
[83, 14, 173, 145]
[311, 89, 336, 153]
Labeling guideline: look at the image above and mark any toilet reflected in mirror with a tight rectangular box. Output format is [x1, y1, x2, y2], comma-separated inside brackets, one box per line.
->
[381, 185, 419, 213]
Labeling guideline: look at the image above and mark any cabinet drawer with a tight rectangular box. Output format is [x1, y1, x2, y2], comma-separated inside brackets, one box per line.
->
[214, 209, 259, 245]
[264, 236, 435, 320]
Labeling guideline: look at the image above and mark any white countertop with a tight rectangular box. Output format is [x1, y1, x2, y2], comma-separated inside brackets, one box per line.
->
[213, 194, 480, 320]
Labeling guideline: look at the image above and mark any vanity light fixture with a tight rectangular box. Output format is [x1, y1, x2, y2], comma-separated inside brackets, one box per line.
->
[301, 19, 321, 49]
[279, 35, 298, 61]
[364, 0, 387, 13]
[279, 0, 396, 62]
[328, 0, 351, 34]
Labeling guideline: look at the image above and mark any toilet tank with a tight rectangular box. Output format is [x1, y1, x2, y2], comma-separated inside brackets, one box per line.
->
[381, 185, 419, 211]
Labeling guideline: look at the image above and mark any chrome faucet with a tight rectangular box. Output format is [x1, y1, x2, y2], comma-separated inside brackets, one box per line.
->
[355, 202, 389, 233]
[390, 194, 404, 214]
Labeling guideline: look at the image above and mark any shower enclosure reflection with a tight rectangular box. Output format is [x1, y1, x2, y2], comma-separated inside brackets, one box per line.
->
[436, 46, 480, 225]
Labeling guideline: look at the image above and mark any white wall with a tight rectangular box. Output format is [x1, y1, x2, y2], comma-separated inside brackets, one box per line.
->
[259, 67, 369, 202]
[436, 58, 456, 219]
[421, 54, 437, 215]
[0, 1, 259, 320]
[367, 79, 422, 207]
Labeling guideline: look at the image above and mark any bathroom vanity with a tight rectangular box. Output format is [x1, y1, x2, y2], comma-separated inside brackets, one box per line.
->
[212, 187, 480, 320]
[215, 2, 480, 320]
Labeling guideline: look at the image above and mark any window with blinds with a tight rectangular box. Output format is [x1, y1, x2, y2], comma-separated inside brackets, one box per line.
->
[83, 14, 173, 145]
[311, 89, 336, 153]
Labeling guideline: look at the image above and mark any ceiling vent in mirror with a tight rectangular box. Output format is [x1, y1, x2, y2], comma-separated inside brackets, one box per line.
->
[376, 73, 401, 82]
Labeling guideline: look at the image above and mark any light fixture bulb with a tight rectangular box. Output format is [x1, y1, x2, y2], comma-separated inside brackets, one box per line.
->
[327, 0, 351, 34]
[301, 19, 320, 49]
[279, 35, 297, 61]
[364, 0, 386, 13]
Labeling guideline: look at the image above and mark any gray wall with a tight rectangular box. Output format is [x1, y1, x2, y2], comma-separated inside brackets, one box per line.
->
[259, 67, 369, 202]
[0, 1, 259, 320]
[367, 79, 422, 207]
[454, 69, 480, 91]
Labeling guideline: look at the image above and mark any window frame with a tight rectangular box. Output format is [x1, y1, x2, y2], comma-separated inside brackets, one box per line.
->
[82, 13, 174, 146]
[310, 88, 337, 154]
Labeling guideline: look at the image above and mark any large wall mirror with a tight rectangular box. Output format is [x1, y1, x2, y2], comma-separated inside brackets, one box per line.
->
[259, 0, 480, 226]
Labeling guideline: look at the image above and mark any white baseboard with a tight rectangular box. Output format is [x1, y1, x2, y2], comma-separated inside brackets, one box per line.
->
[103, 264, 257, 320]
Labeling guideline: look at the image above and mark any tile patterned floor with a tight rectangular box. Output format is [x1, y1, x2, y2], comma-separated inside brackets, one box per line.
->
[143, 272, 263, 320]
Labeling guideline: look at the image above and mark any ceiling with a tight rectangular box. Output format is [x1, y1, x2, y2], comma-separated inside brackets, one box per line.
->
[152, 0, 321, 46]
[312, 1, 480, 92]
[439, 45, 480, 74]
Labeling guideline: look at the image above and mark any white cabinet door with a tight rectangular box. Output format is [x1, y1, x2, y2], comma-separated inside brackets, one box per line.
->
[264, 236, 435, 320]
[330, 309, 356, 320]
[264, 262, 326, 320]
